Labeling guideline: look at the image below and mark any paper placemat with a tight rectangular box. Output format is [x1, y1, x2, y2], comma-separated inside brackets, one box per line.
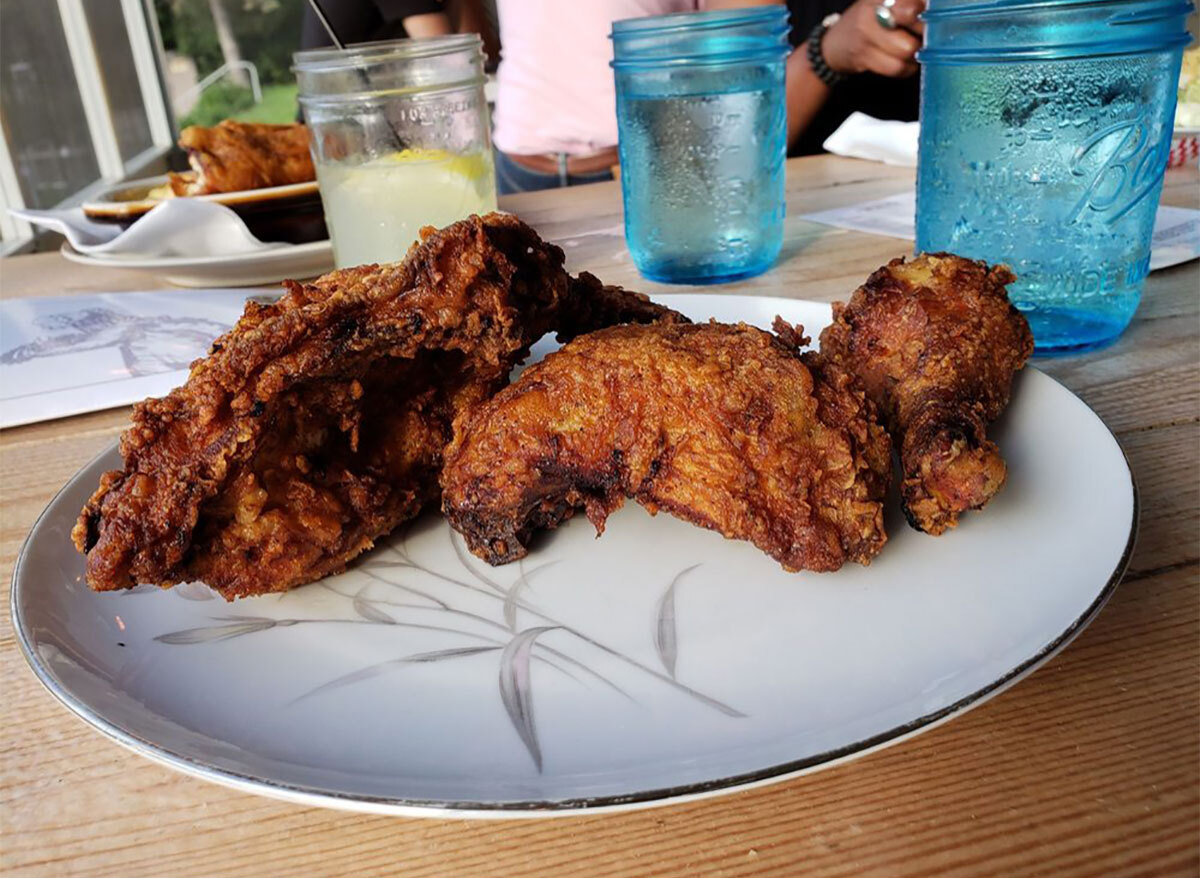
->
[800, 192, 1200, 273]
[0, 289, 267, 429]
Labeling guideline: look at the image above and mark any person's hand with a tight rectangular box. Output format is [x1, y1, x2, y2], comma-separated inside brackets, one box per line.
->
[821, 0, 925, 78]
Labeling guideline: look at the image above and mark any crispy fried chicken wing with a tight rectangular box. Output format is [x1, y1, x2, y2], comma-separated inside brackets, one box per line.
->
[73, 213, 682, 599]
[168, 121, 315, 196]
[818, 253, 1034, 535]
[441, 321, 892, 572]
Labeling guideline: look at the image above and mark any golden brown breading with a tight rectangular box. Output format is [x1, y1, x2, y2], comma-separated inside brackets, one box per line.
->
[168, 121, 315, 196]
[72, 213, 682, 600]
[441, 321, 892, 572]
[817, 253, 1034, 535]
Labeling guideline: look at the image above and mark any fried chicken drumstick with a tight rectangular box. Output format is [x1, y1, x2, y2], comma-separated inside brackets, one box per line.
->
[169, 121, 315, 196]
[818, 253, 1034, 535]
[441, 321, 892, 572]
[73, 213, 681, 599]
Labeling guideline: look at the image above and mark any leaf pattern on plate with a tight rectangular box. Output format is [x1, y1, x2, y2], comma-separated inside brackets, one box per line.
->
[653, 564, 700, 679]
[499, 626, 559, 771]
[504, 560, 558, 631]
[173, 582, 216, 601]
[293, 646, 501, 704]
[155, 617, 285, 643]
[352, 587, 395, 624]
[150, 537, 747, 767]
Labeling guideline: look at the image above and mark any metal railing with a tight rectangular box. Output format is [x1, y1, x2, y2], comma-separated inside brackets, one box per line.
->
[179, 59, 262, 108]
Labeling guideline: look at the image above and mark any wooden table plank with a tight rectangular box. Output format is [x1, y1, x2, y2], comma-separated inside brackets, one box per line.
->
[1, 155, 1196, 876]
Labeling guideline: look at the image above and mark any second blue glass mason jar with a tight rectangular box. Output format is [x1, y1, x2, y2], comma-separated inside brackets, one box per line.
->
[916, 0, 1191, 354]
[610, 8, 790, 284]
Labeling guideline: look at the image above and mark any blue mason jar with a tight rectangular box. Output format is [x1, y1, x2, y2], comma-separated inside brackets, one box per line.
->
[916, 0, 1191, 354]
[610, 8, 790, 284]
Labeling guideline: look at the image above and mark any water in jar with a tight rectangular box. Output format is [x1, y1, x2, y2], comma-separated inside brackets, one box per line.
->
[917, 53, 1180, 353]
[616, 70, 785, 284]
[317, 148, 497, 268]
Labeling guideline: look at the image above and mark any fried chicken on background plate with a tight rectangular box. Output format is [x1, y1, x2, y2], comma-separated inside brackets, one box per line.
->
[441, 321, 892, 573]
[817, 253, 1034, 535]
[168, 121, 316, 196]
[73, 213, 682, 600]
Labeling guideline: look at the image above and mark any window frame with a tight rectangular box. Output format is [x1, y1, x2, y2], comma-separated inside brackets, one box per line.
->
[0, 0, 175, 255]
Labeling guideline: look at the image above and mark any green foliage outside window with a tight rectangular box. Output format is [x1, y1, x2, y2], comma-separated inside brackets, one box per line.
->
[178, 80, 255, 127]
[155, 0, 304, 86]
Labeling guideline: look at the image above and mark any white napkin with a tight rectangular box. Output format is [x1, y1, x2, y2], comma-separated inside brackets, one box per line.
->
[823, 112, 919, 167]
[9, 199, 288, 259]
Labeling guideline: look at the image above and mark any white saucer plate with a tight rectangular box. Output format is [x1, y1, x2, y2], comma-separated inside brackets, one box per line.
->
[11, 295, 1135, 817]
[60, 240, 335, 288]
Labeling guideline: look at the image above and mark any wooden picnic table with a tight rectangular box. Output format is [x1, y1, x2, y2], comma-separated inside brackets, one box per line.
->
[1, 155, 1196, 875]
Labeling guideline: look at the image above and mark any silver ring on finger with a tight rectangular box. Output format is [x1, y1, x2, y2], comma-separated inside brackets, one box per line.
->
[875, 3, 899, 29]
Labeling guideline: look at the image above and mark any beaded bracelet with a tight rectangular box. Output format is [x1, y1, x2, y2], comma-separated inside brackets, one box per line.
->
[806, 13, 845, 88]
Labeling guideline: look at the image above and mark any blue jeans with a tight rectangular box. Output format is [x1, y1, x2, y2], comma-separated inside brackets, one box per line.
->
[494, 148, 614, 195]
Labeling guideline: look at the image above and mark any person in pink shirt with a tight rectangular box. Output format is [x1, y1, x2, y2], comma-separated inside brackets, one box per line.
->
[492, 0, 780, 194]
[488, 0, 924, 193]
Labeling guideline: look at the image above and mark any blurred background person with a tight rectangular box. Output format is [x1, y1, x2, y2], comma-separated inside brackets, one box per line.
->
[312, 0, 920, 189]
[299, 0, 453, 50]
[489, 0, 781, 195]
[784, 0, 923, 155]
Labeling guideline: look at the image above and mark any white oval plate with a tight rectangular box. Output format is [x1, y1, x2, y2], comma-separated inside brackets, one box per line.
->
[60, 240, 334, 288]
[11, 295, 1135, 818]
[81, 175, 319, 218]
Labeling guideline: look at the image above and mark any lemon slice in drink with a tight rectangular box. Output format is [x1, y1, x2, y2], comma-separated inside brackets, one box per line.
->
[384, 148, 491, 184]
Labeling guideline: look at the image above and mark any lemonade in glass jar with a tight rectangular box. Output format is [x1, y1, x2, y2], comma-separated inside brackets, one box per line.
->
[295, 36, 497, 268]
[316, 148, 495, 267]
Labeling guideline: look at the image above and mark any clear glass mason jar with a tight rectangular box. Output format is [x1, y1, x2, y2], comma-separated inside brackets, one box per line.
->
[294, 36, 497, 269]
[610, 7, 791, 285]
[916, 0, 1191, 354]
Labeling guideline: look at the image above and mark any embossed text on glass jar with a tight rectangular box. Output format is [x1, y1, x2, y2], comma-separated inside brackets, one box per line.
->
[915, 0, 1191, 354]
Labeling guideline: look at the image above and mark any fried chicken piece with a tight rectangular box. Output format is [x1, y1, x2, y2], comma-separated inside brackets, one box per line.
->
[441, 321, 892, 572]
[818, 253, 1034, 535]
[72, 213, 682, 600]
[168, 121, 315, 196]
